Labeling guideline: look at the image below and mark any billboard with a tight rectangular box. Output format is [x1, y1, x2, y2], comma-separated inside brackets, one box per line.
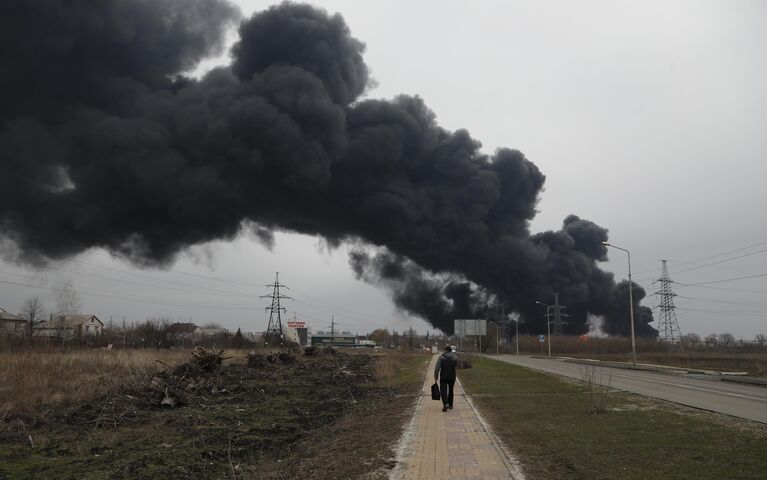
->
[287, 321, 305, 328]
[454, 319, 487, 338]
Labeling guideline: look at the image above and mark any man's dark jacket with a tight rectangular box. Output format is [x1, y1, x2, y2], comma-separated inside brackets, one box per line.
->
[434, 351, 458, 380]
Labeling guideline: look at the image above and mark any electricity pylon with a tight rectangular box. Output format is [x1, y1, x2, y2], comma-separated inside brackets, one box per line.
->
[547, 293, 570, 336]
[261, 272, 292, 346]
[655, 260, 682, 343]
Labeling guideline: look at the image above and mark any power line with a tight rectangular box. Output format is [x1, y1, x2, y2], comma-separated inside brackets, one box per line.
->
[671, 240, 767, 267]
[0, 266, 253, 299]
[674, 283, 767, 295]
[676, 272, 767, 287]
[2, 246, 400, 331]
[74, 260, 255, 296]
[677, 307, 767, 318]
[668, 247, 767, 277]
[90, 251, 264, 287]
[631, 240, 767, 283]
[292, 298, 389, 327]
[676, 295, 767, 309]
[92, 250, 394, 325]
[0, 270, 261, 307]
[0, 278, 261, 311]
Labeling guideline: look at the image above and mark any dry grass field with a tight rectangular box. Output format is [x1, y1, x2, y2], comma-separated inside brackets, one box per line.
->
[0, 348, 251, 418]
[0, 347, 428, 479]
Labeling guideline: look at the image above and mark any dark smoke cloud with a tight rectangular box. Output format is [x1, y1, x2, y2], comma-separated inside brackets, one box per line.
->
[0, 1, 656, 336]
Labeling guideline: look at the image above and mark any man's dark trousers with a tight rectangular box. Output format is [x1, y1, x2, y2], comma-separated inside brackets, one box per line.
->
[440, 378, 455, 407]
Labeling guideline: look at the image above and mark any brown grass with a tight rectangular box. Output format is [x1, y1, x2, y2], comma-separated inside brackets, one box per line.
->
[509, 335, 665, 355]
[0, 348, 253, 418]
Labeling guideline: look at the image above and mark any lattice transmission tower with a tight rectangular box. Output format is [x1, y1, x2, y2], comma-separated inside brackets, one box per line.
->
[655, 260, 682, 343]
[544, 293, 570, 335]
[261, 272, 292, 346]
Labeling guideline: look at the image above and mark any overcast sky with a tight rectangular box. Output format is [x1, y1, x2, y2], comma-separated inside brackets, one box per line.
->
[1, 0, 766, 338]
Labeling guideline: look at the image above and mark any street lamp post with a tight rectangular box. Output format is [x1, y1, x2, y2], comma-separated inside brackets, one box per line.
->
[535, 301, 552, 357]
[506, 313, 520, 356]
[603, 241, 637, 365]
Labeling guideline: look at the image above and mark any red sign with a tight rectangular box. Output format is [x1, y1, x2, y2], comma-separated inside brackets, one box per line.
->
[287, 322, 305, 328]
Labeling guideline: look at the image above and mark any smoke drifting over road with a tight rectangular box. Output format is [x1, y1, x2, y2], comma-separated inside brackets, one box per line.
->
[0, 1, 655, 336]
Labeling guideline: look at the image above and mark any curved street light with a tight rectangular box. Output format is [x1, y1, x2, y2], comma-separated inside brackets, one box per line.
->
[603, 241, 637, 365]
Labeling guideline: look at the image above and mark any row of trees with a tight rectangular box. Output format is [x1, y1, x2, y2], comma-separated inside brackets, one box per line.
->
[680, 332, 767, 348]
[368, 327, 441, 349]
[98, 319, 253, 349]
[15, 283, 82, 336]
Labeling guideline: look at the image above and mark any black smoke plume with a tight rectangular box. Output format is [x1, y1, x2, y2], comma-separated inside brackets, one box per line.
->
[0, 1, 656, 336]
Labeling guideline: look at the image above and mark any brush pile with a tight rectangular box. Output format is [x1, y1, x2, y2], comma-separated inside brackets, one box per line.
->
[247, 351, 296, 367]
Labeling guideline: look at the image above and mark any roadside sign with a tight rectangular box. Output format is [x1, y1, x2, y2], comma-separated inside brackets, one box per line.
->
[287, 322, 305, 328]
[539, 334, 545, 343]
[454, 319, 487, 338]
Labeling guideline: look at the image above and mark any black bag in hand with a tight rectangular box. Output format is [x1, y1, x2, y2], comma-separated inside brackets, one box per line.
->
[431, 383, 441, 401]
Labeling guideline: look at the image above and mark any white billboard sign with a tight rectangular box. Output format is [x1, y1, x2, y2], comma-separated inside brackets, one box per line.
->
[454, 319, 487, 338]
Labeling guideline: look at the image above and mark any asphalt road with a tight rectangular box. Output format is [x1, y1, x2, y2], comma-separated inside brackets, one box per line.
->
[491, 355, 767, 424]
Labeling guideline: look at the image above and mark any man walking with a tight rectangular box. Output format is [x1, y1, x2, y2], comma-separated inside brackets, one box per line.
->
[434, 345, 458, 412]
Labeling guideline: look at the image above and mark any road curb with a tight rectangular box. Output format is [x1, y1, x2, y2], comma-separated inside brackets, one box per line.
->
[552, 357, 749, 377]
[721, 376, 767, 388]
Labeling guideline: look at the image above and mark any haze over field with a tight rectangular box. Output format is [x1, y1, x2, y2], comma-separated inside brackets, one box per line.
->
[1, 0, 766, 339]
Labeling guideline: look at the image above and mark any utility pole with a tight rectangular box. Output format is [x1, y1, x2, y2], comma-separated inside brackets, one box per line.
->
[603, 241, 637, 365]
[495, 322, 501, 355]
[546, 306, 551, 356]
[655, 260, 682, 343]
[497, 306, 504, 355]
[478, 319, 482, 353]
[329, 316, 336, 347]
[261, 272, 293, 347]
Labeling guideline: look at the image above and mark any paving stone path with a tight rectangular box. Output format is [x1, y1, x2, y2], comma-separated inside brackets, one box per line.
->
[391, 355, 524, 480]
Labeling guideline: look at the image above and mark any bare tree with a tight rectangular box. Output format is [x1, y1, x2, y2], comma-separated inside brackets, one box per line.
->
[680, 332, 701, 349]
[369, 328, 390, 347]
[54, 280, 81, 317]
[719, 333, 736, 346]
[406, 327, 417, 349]
[19, 296, 45, 337]
[754, 333, 766, 346]
[52, 280, 82, 340]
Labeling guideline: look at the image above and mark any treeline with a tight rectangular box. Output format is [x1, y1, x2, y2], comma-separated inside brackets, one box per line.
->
[1, 318, 256, 350]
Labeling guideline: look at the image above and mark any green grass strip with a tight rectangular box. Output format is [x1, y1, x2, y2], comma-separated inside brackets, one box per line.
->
[459, 355, 767, 480]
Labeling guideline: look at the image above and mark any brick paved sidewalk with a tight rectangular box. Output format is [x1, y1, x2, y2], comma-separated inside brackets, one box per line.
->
[391, 355, 524, 480]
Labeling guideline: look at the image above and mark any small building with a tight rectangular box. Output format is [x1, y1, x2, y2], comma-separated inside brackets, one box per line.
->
[355, 339, 377, 348]
[295, 327, 308, 346]
[0, 308, 27, 336]
[35, 315, 104, 338]
[167, 322, 201, 342]
[197, 327, 228, 337]
[309, 331, 357, 347]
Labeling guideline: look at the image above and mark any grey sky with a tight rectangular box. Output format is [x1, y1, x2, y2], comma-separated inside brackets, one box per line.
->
[1, 0, 766, 338]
